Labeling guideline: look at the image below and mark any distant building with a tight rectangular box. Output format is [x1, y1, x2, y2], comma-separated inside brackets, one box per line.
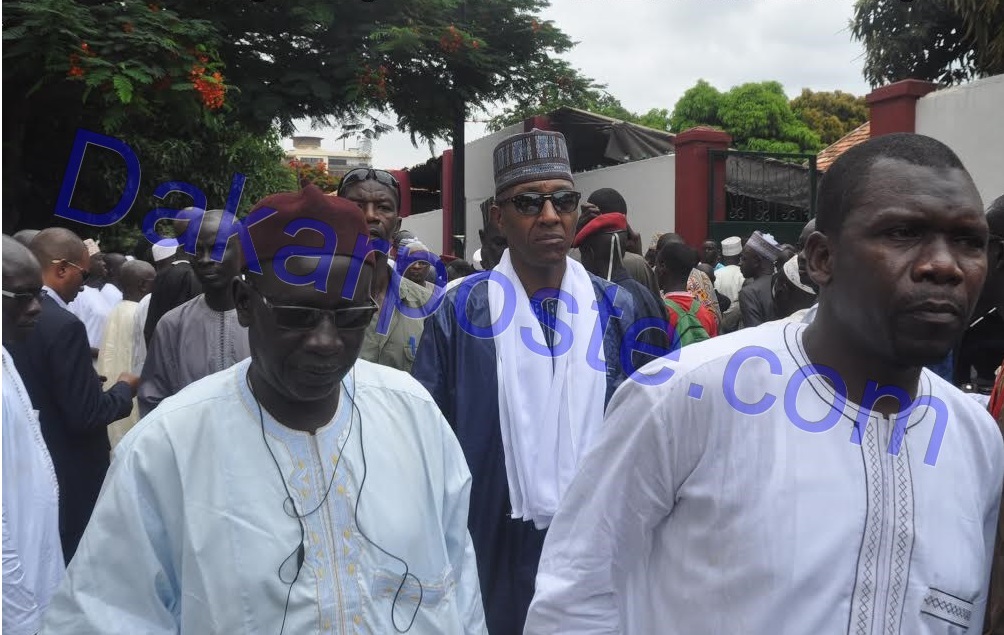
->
[285, 136, 371, 179]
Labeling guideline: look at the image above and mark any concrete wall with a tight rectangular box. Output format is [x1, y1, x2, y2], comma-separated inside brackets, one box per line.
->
[573, 154, 676, 253]
[463, 123, 524, 260]
[400, 208, 443, 254]
[915, 74, 1004, 206]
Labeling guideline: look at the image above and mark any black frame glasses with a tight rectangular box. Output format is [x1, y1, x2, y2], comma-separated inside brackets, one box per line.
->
[499, 190, 581, 216]
[52, 259, 90, 282]
[337, 168, 400, 197]
[251, 285, 379, 331]
[0, 288, 47, 303]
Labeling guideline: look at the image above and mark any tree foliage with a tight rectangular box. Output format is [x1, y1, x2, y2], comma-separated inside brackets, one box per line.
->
[790, 89, 868, 146]
[288, 161, 341, 193]
[668, 80, 823, 154]
[851, 0, 1004, 87]
[3, 0, 583, 234]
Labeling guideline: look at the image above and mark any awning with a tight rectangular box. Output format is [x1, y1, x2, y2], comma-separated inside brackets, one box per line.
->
[546, 107, 675, 172]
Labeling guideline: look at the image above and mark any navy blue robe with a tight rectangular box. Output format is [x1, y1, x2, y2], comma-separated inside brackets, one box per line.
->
[412, 271, 651, 635]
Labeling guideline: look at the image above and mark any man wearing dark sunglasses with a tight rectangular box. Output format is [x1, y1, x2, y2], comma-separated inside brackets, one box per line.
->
[44, 185, 487, 634]
[6, 228, 137, 564]
[338, 167, 434, 373]
[2, 235, 64, 634]
[138, 209, 250, 417]
[412, 129, 642, 635]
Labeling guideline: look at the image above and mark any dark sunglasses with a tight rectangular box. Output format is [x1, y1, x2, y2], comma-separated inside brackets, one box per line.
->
[337, 168, 400, 196]
[499, 190, 581, 216]
[52, 259, 90, 282]
[1, 288, 47, 303]
[252, 286, 379, 331]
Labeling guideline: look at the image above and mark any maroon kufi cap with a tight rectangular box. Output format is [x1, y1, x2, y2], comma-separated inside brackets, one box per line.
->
[243, 184, 374, 272]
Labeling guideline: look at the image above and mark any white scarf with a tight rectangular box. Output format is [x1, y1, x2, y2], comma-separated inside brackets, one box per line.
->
[488, 250, 608, 529]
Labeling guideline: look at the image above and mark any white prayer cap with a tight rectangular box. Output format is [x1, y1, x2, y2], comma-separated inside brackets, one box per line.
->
[83, 238, 101, 256]
[125, 255, 135, 261]
[472, 249, 484, 271]
[783, 255, 815, 295]
[721, 236, 742, 257]
[151, 243, 177, 262]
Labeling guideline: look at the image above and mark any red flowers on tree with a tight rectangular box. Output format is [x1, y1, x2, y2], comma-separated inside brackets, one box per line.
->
[190, 64, 226, 109]
[439, 25, 464, 54]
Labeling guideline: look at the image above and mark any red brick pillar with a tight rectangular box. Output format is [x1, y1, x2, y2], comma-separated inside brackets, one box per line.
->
[440, 149, 454, 256]
[867, 79, 938, 138]
[389, 169, 412, 218]
[674, 126, 732, 248]
[523, 115, 551, 132]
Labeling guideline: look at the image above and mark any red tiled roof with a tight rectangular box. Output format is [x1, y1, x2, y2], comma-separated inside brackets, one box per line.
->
[816, 121, 870, 172]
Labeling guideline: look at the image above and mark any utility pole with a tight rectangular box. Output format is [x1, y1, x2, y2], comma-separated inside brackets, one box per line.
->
[450, 0, 467, 258]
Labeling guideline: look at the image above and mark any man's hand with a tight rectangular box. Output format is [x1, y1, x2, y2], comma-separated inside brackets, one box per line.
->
[116, 372, 141, 396]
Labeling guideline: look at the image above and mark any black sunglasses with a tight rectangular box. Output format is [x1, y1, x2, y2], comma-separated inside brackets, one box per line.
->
[337, 168, 400, 196]
[1, 288, 47, 303]
[251, 286, 378, 331]
[499, 190, 581, 216]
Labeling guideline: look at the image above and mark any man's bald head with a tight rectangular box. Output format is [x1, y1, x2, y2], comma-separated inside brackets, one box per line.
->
[30, 227, 87, 264]
[119, 260, 156, 302]
[12, 229, 40, 247]
[2, 235, 44, 338]
[3, 235, 41, 282]
[30, 227, 90, 303]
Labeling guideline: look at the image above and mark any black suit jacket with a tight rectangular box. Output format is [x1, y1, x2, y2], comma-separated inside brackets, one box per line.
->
[7, 294, 133, 563]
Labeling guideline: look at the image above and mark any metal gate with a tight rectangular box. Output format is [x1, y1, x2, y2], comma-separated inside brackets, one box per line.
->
[707, 149, 819, 246]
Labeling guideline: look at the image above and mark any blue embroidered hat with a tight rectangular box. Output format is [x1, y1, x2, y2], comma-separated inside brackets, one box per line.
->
[492, 129, 573, 196]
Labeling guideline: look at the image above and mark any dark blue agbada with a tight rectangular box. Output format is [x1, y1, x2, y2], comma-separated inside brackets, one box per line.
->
[412, 271, 646, 635]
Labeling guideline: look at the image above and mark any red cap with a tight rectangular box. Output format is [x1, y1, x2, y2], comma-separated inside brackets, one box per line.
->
[572, 212, 628, 247]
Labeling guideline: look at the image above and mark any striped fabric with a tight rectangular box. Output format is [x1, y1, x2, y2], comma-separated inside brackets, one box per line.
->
[493, 129, 573, 196]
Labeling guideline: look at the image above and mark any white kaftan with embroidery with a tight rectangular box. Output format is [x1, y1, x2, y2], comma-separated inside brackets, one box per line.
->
[42, 358, 487, 634]
[526, 321, 1003, 634]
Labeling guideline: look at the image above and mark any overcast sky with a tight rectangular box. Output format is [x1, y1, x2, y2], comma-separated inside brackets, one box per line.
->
[285, 0, 873, 169]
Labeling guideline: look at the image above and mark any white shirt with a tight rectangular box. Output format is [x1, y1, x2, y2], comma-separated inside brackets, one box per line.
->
[100, 284, 123, 307]
[2, 348, 64, 635]
[131, 293, 151, 375]
[42, 358, 487, 634]
[714, 264, 745, 303]
[67, 286, 114, 348]
[526, 321, 1003, 634]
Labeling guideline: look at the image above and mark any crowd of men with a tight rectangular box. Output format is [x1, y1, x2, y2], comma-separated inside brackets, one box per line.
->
[3, 128, 1004, 634]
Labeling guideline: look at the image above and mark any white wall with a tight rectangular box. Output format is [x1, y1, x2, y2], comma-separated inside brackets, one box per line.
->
[573, 154, 676, 253]
[916, 74, 1004, 207]
[463, 124, 524, 260]
[400, 209, 443, 254]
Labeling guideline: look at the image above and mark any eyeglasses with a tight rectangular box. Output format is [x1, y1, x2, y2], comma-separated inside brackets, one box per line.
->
[499, 190, 581, 216]
[52, 259, 90, 282]
[253, 286, 379, 331]
[337, 168, 400, 196]
[0, 288, 47, 303]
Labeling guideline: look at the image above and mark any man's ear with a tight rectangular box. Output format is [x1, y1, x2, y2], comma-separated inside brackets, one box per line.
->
[391, 215, 402, 238]
[233, 276, 253, 327]
[804, 230, 834, 289]
[491, 204, 504, 234]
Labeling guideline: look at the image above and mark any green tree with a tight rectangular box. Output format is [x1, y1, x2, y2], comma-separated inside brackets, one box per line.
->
[3, 0, 583, 233]
[667, 79, 723, 134]
[668, 80, 822, 153]
[790, 89, 868, 146]
[850, 0, 1004, 87]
